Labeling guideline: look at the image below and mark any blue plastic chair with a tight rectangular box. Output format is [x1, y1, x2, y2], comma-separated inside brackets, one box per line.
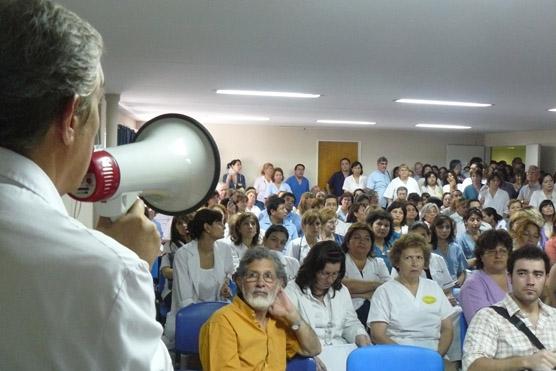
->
[347, 344, 444, 371]
[286, 356, 317, 371]
[175, 301, 228, 356]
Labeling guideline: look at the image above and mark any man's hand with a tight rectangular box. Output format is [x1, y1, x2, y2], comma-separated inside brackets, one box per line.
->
[96, 199, 160, 266]
[268, 288, 299, 325]
[526, 350, 556, 371]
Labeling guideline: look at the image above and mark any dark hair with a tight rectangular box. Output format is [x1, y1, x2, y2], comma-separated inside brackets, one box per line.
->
[281, 191, 296, 202]
[325, 193, 338, 202]
[475, 229, 513, 269]
[227, 159, 241, 168]
[449, 159, 462, 172]
[387, 201, 407, 225]
[346, 202, 366, 223]
[539, 199, 555, 216]
[423, 171, 438, 185]
[483, 207, 503, 223]
[266, 195, 285, 216]
[235, 247, 287, 288]
[295, 241, 346, 297]
[464, 207, 483, 222]
[264, 224, 289, 241]
[231, 212, 260, 246]
[294, 163, 305, 171]
[355, 193, 371, 204]
[339, 192, 354, 205]
[408, 221, 431, 235]
[341, 222, 374, 256]
[427, 197, 443, 209]
[507, 245, 550, 275]
[487, 172, 503, 185]
[407, 193, 421, 204]
[188, 208, 223, 239]
[340, 157, 351, 164]
[430, 215, 455, 245]
[366, 209, 394, 242]
[170, 213, 194, 244]
[351, 161, 364, 175]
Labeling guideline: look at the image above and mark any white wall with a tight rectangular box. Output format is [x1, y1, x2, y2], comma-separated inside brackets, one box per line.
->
[204, 124, 483, 186]
[484, 129, 556, 173]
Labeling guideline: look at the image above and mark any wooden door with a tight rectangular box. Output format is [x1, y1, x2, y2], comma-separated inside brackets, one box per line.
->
[318, 141, 359, 191]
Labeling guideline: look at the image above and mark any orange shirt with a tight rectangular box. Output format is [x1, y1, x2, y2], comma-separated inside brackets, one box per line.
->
[199, 296, 300, 370]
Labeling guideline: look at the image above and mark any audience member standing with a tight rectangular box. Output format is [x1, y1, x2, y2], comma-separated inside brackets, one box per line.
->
[367, 156, 391, 208]
[384, 164, 421, 206]
[328, 158, 351, 197]
[517, 165, 541, 205]
[342, 161, 367, 193]
[286, 164, 311, 207]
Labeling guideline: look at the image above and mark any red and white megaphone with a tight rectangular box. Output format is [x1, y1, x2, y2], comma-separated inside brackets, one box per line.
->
[70, 113, 220, 218]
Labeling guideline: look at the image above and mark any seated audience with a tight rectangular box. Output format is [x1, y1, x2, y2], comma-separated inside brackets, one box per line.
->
[259, 195, 298, 242]
[456, 207, 483, 268]
[460, 229, 513, 323]
[287, 209, 321, 264]
[225, 212, 260, 270]
[508, 208, 543, 250]
[539, 199, 556, 248]
[337, 192, 353, 222]
[341, 223, 391, 326]
[463, 247, 556, 371]
[431, 215, 467, 287]
[367, 209, 398, 272]
[245, 188, 262, 218]
[262, 225, 299, 281]
[164, 208, 234, 348]
[479, 173, 510, 217]
[160, 213, 194, 308]
[528, 173, 556, 209]
[387, 200, 407, 235]
[369, 234, 457, 371]
[421, 202, 440, 226]
[319, 207, 344, 245]
[482, 207, 507, 230]
[199, 248, 321, 370]
[422, 171, 444, 199]
[384, 163, 421, 206]
[346, 201, 367, 224]
[285, 241, 371, 370]
[403, 202, 419, 228]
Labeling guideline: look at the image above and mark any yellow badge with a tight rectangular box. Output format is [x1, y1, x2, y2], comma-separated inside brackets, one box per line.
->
[422, 295, 437, 304]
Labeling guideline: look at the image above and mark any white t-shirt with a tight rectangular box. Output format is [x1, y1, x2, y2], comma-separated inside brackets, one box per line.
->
[384, 177, 421, 202]
[342, 175, 368, 193]
[344, 253, 391, 310]
[368, 277, 456, 350]
[479, 188, 510, 216]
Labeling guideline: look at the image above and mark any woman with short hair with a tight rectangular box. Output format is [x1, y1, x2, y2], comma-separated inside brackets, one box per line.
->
[342, 161, 367, 193]
[368, 234, 456, 370]
[460, 229, 512, 323]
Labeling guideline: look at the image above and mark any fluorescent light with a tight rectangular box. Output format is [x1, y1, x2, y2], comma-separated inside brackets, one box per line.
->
[548, 108, 556, 112]
[198, 114, 269, 122]
[317, 120, 376, 125]
[395, 98, 492, 107]
[216, 89, 320, 98]
[416, 123, 471, 130]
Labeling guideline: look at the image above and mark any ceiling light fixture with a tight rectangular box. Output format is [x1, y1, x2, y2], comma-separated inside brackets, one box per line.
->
[416, 123, 471, 129]
[317, 120, 376, 125]
[216, 89, 320, 98]
[548, 108, 556, 112]
[395, 98, 492, 107]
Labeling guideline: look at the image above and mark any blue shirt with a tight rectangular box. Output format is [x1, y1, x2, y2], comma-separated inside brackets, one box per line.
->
[259, 215, 299, 242]
[456, 232, 476, 260]
[433, 242, 468, 280]
[367, 170, 391, 208]
[463, 184, 479, 200]
[285, 176, 310, 206]
[285, 211, 302, 237]
[371, 233, 400, 273]
[328, 171, 348, 197]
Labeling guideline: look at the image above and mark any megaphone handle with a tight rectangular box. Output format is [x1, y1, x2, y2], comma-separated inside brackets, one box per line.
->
[97, 192, 140, 221]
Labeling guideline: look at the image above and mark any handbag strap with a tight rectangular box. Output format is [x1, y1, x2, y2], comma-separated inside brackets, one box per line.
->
[490, 305, 545, 350]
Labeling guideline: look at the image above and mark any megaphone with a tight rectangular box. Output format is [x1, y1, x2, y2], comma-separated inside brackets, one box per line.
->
[70, 113, 220, 218]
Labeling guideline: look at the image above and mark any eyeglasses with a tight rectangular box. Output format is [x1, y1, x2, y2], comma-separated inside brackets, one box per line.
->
[317, 270, 340, 279]
[244, 271, 276, 283]
[483, 249, 509, 257]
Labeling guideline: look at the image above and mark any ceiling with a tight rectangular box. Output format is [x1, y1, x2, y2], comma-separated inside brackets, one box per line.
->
[59, 0, 556, 133]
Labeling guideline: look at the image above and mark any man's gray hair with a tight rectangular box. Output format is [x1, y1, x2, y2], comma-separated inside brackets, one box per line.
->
[236, 247, 288, 287]
[0, 0, 103, 154]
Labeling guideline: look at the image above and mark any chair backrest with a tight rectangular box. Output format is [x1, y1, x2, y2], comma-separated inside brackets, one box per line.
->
[460, 312, 468, 348]
[286, 356, 317, 371]
[347, 344, 444, 371]
[175, 301, 228, 354]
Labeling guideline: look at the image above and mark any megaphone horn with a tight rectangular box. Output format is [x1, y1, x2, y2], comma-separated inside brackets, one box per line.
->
[70, 113, 221, 217]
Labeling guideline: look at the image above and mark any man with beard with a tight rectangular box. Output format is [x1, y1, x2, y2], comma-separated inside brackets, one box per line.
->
[200, 247, 321, 370]
[463, 246, 556, 371]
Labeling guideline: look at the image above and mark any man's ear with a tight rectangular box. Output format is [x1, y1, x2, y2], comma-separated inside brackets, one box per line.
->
[58, 96, 80, 146]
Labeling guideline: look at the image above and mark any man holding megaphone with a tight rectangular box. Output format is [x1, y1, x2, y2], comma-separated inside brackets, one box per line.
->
[0, 1, 173, 369]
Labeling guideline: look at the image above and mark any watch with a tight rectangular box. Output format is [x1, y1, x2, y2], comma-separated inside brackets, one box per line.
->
[290, 320, 301, 331]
